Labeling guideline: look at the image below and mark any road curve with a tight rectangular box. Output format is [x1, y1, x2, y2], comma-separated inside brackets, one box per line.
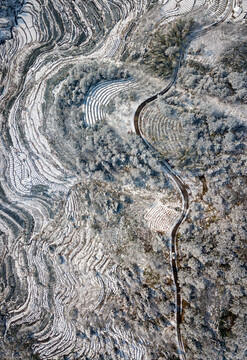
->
[134, 62, 189, 360]
[133, 3, 233, 358]
[133, 66, 179, 135]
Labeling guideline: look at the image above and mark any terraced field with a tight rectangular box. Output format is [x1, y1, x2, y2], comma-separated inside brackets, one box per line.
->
[0, 0, 246, 359]
[83, 78, 134, 126]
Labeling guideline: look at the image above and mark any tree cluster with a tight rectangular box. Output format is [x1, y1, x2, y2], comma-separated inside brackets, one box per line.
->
[221, 41, 247, 73]
[178, 63, 247, 104]
[57, 61, 130, 110]
[157, 93, 246, 178]
[77, 123, 170, 192]
[143, 18, 196, 78]
[152, 40, 247, 357]
[154, 99, 247, 358]
[177, 32, 247, 104]
[178, 152, 247, 359]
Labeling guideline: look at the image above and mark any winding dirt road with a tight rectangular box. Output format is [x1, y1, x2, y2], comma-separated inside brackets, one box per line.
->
[134, 67, 189, 360]
[133, 3, 233, 358]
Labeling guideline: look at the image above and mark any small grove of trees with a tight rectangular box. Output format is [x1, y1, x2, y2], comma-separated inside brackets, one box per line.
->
[221, 41, 247, 73]
[77, 123, 170, 191]
[57, 62, 130, 110]
[178, 63, 247, 104]
[178, 155, 247, 359]
[155, 93, 247, 176]
[143, 18, 196, 78]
